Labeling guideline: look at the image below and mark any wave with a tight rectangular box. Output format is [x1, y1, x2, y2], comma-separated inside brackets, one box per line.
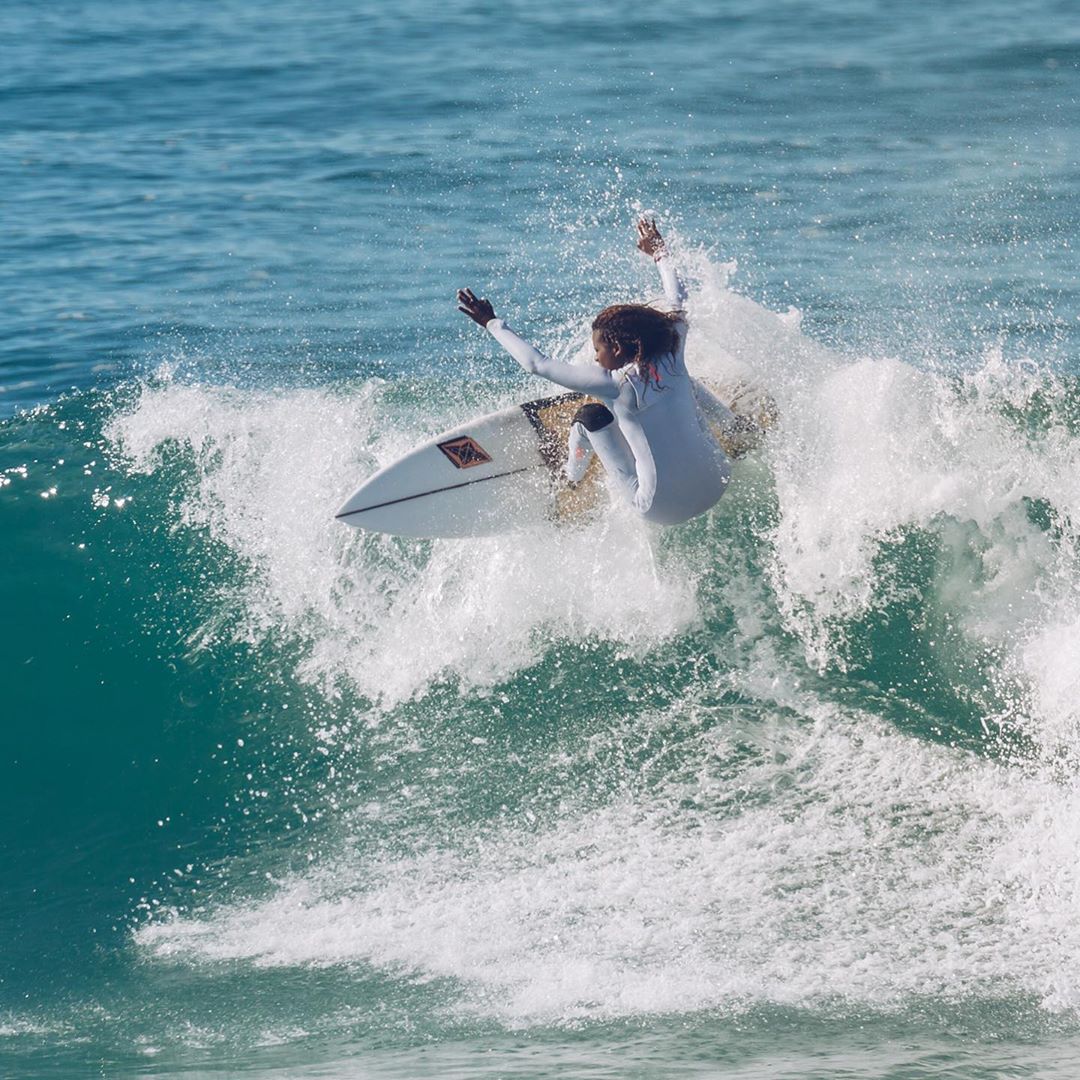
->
[4, 246, 1063, 1035]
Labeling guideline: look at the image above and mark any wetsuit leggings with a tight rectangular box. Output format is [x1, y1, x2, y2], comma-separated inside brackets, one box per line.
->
[568, 403, 645, 510]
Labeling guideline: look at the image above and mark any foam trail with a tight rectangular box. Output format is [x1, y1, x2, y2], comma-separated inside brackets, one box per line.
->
[136, 655, 1080, 1024]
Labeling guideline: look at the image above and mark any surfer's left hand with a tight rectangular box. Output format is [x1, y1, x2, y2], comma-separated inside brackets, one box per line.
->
[457, 288, 497, 327]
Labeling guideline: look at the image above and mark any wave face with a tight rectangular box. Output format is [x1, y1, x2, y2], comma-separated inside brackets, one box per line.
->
[4, 0, 1080, 1076]
[118, 262, 1080, 1022]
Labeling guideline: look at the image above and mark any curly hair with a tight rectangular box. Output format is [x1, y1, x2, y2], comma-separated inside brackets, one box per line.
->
[591, 304, 682, 386]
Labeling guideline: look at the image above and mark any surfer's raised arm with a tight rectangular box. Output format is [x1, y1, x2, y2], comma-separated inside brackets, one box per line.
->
[637, 217, 688, 310]
[457, 288, 621, 400]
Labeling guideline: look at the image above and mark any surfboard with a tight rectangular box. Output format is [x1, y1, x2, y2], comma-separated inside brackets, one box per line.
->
[335, 380, 775, 539]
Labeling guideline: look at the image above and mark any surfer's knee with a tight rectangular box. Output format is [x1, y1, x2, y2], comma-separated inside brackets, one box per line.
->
[572, 402, 614, 433]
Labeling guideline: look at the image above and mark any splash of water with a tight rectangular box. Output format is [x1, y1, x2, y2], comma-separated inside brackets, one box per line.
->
[106, 248, 1080, 1027]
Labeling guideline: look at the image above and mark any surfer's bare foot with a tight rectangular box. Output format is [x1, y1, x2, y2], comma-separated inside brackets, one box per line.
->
[457, 288, 497, 327]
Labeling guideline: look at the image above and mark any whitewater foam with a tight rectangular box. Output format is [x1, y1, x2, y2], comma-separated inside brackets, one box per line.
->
[113, 256, 1080, 1029]
[106, 372, 701, 706]
[136, 647, 1080, 1025]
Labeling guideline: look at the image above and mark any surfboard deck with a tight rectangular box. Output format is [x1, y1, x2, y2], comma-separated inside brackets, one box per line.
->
[335, 381, 775, 539]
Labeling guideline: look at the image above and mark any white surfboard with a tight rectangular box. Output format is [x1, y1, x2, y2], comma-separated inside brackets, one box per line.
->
[335, 381, 775, 539]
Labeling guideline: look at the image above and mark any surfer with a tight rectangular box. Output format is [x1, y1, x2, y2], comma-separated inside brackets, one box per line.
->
[457, 218, 733, 525]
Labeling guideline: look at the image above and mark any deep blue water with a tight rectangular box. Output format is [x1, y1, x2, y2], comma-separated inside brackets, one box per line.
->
[3, 1, 1080, 1076]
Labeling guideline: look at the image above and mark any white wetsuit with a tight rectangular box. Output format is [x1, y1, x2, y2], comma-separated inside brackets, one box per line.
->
[486, 253, 732, 525]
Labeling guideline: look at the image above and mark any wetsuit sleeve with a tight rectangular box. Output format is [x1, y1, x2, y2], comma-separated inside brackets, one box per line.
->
[655, 252, 689, 362]
[486, 318, 621, 400]
[655, 251, 688, 308]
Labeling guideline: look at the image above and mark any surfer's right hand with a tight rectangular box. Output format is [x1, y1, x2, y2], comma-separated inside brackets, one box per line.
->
[636, 217, 666, 259]
[457, 288, 497, 327]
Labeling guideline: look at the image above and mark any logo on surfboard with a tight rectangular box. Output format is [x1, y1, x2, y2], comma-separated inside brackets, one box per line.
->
[437, 435, 493, 469]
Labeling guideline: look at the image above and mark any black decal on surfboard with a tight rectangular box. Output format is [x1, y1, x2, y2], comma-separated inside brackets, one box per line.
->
[437, 436, 493, 469]
[520, 392, 587, 475]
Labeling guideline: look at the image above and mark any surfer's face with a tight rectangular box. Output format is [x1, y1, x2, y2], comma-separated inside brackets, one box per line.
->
[592, 329, 627, 371]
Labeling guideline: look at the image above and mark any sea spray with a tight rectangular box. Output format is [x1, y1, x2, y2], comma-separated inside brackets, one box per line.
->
[108, 255, 1080, 1033]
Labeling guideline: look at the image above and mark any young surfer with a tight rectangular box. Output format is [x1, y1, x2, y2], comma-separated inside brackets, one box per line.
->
[457, 218, 733, 525]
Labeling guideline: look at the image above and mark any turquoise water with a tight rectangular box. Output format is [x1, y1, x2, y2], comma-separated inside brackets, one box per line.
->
[4, 1, 1080, 1075]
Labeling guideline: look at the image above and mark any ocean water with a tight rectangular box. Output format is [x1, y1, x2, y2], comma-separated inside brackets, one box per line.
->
[3, 0, 1080, 1075]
